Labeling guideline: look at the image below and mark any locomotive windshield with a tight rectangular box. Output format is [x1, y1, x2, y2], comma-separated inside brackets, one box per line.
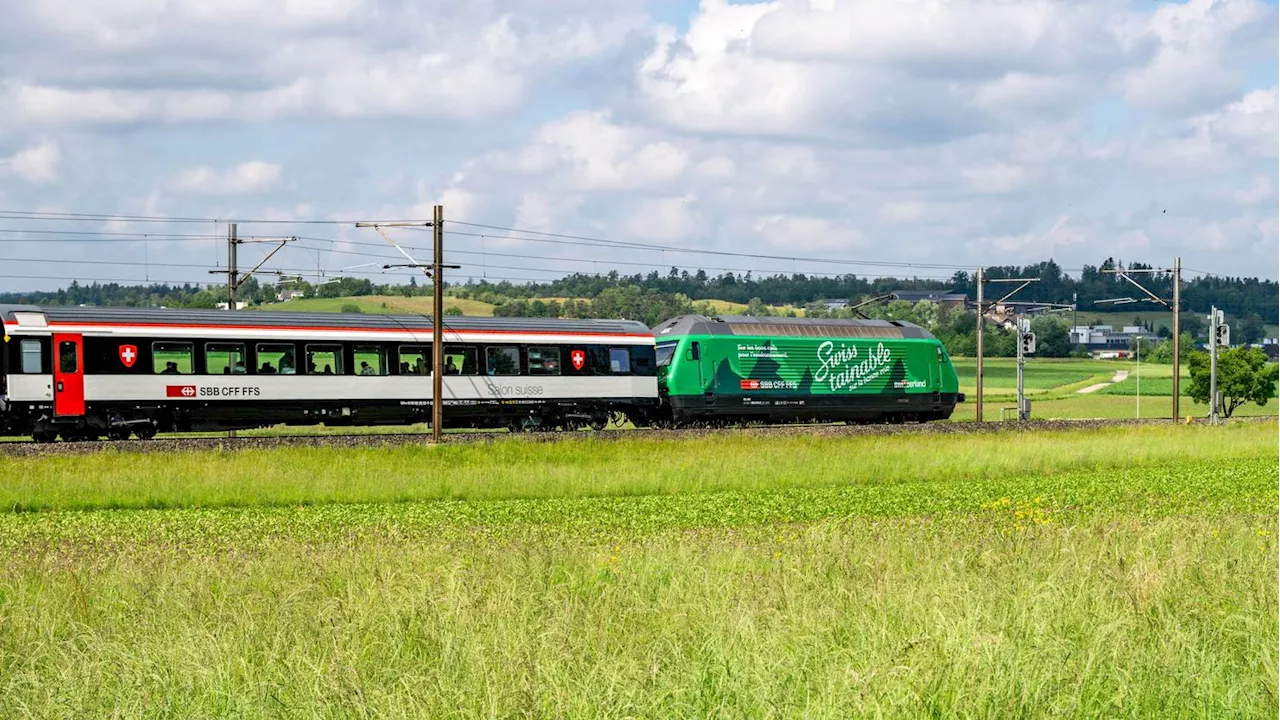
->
[655, 342, 677, 367]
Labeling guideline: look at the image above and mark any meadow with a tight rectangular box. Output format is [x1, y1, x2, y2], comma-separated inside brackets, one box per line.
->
[948, 357, 1279, 421]
[0, 421, 1275, 717]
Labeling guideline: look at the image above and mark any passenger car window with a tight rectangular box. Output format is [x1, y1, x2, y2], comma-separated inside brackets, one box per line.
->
[20, 340, 41, 374]
[486, 346, 519, 376]
[354, 345, 387, 376]
[58, 341, 78, 374]
[206, 343, 247, 374]
[443, 346, 477, 375]
[305, 345, 342, 375]
[398, 345, 430, 375]
[609, 348, 631, 374]
[256, 344, 296, 375]
[527, 347, 560, 376]
[153, 342, 193, 375]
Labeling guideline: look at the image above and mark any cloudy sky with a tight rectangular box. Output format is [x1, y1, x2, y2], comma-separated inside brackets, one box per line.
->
[0, 0, 1276, 292]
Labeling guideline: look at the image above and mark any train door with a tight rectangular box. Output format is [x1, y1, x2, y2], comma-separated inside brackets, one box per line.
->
[686, 341, 704, 388]
[52, 333, 85, 417]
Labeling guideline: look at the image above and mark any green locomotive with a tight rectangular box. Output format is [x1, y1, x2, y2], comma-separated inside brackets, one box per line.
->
[651, 315, 963, 425]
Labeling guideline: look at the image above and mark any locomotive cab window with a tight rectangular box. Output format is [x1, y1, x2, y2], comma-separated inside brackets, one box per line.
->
[527, 347, 560, 376]
[59, 341, 78, 374]
[486, 346, 519, 376]
[655, 342, 677, 367]
[398, 345, 430, 375]
[354, 345, 387, 376]
[206, 343, 247, 374]
[443, 346, 477, 375]
[20, 339, 42, 373]
[305, 345, 342, 375]
[256, 344, 296, 375]
[609, 348, 631, 374]
[153, 342, 193, 375]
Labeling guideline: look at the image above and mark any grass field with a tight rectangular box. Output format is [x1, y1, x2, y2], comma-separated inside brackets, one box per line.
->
[948, 357, 1278, 421]
[0, 422, 1276, 717]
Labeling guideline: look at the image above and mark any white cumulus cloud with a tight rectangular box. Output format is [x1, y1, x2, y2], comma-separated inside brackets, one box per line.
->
[173, 161, 282, 195]
[3, 139, 60, 183]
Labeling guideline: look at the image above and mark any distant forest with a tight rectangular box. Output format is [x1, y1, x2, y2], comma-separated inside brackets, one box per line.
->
[1, 257, 1275, 324]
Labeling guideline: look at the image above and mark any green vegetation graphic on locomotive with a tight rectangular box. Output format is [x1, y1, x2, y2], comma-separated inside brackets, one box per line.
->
[651, 315, 962, 424]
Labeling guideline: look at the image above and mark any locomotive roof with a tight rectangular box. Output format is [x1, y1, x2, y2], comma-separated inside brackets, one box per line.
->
[0, 304, 652, 336]
[652, 314, 935, 340]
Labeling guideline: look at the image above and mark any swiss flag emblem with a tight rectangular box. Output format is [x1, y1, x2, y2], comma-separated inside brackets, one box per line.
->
[570, 349, 586, 371]
[118, 344, 138, 368]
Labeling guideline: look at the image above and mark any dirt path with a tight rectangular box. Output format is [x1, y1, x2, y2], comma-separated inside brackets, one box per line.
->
[1077, 369, 1130, 395]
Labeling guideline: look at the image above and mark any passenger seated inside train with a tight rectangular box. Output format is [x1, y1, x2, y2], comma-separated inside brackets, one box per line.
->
[160, 361, 180, 374]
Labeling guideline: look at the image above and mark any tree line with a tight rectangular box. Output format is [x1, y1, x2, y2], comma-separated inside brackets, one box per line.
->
[1, 258, 1274, 358]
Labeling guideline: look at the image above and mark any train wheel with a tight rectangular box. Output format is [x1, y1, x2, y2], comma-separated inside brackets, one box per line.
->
[135, 427, 157, 441]
[32, 431, 57, 443]
[107, 429, 130, 441]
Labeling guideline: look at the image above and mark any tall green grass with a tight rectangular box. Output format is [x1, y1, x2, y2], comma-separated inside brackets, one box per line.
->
[0, 515, 1273, 718]
[1, 422, 1274, 513]
[0, 423, 1273, 718]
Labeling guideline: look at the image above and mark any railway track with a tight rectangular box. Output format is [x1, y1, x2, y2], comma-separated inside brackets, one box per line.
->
[2, 417, 1260, 458]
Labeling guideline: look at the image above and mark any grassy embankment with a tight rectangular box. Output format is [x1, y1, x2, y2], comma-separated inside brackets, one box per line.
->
[253, 294, 498, 316]
[0, 422, 1275, 717]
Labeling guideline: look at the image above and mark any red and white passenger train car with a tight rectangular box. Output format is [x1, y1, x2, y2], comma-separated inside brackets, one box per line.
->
[0, 305, 659, 441]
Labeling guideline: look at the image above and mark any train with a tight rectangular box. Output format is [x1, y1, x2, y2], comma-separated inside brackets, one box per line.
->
[0, 304, 962, 442]
[653, 314, 963, 425]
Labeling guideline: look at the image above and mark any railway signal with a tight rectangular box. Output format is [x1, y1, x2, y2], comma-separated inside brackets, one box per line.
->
[1213, 313, 1230, 347]
[1208, 307, 1228, 425]
[1015, 317, 1034, 421]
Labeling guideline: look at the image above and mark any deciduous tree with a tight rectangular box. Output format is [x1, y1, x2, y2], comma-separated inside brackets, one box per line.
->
[1187, 347, 1278, 417]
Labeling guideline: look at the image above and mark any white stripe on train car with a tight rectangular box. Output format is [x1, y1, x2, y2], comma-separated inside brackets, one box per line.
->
[6, 375, 52, 402]
[5, 374, 658, 403]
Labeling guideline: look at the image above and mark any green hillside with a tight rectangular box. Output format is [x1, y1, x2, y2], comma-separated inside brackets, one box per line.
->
[254, 295, 496, 316]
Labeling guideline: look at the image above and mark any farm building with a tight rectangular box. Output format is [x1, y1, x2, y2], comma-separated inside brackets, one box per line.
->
[1071, 325, 1159, 351]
